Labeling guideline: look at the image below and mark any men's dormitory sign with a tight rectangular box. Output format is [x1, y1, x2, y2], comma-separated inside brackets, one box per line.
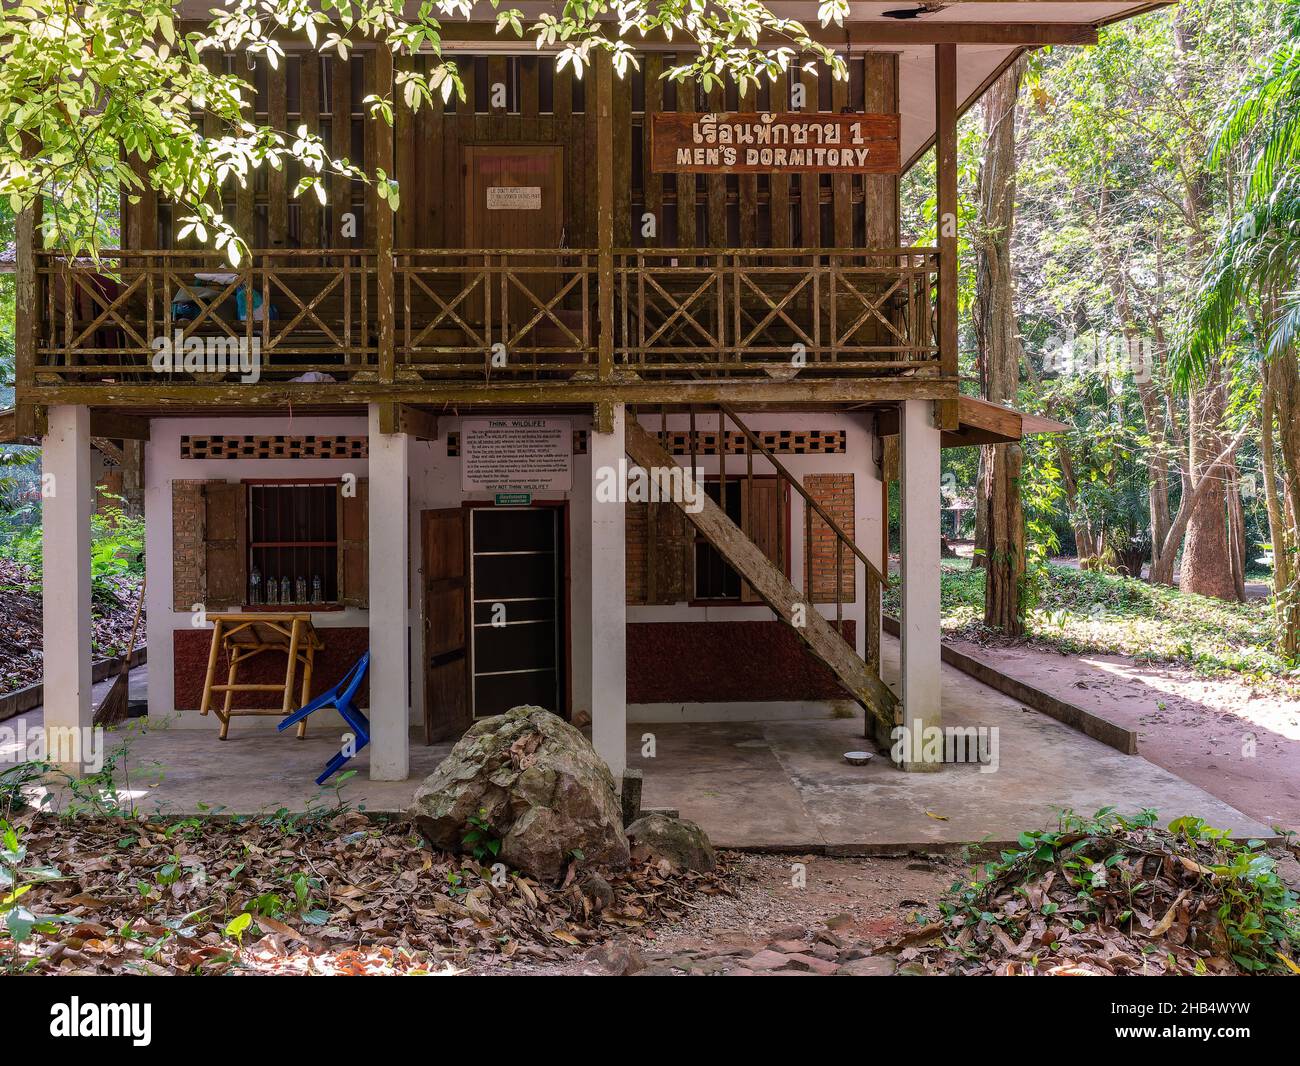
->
[651, 112, 901, 174]
[461, 418, 573, 495]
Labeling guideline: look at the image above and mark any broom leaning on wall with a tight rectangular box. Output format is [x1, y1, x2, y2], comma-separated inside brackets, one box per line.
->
[93, 573, 145, 728]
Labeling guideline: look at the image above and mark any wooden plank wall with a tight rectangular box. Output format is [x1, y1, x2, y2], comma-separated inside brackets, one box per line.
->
[125, 51, 899, 254]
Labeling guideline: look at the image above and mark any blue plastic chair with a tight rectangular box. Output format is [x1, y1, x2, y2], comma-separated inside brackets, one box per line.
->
[277, 651, 370, 784]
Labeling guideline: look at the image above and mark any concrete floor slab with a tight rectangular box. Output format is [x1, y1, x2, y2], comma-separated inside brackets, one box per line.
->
[6, 639, 1271, 848]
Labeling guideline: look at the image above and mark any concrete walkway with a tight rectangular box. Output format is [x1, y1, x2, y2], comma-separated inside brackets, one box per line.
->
[5, 638, 1270, 848]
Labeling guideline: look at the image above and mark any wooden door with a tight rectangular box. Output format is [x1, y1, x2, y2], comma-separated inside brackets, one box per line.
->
[463, 146, 566, 335]
[463, 145, 565, 251]
[422, 508, 470, 742]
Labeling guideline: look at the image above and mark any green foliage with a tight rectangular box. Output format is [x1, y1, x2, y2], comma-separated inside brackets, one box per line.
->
[886, 562, 1295, 680]
[1, 819, 69, 966]
[462, 807, 502, 865]
[941, 807, 1300, 974]
[0, 0, 850, 264]
[1178, 0, 1300, 381]
[0, 496, 143, 604]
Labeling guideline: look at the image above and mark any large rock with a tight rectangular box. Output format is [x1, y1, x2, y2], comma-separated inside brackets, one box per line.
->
[625, 813, 716, 872]
[409, 706, 629, 881]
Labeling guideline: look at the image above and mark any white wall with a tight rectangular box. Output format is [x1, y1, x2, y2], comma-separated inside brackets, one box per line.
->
[144, 410, 880, 730]
[625, 410, 883, 722]
[145, 416, 371, 729]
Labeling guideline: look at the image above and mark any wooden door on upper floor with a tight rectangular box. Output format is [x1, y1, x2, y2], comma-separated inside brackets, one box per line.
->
[463, 145, 566, 334]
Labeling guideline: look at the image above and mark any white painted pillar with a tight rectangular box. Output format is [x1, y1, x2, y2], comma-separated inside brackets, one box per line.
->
[143, 433, 174, 721]
[367, 405, 409, 780]
[42, 406, 94, 772]
[899, 400, 942, 771]
[589, 404, 627, 783]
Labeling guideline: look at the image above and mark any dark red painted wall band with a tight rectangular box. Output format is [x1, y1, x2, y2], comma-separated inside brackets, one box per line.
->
[626, 620, 855, 703]
[174, 620, 853, 712]
[173, 627, 370, 711]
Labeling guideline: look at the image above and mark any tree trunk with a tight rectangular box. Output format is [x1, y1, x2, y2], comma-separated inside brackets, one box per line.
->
[1268, 349, 1300, 657]
[121, 439, 145, 517]
[1226, 463, 1247, 600]
[1181, 367, 1241, 600]
[972, 59, 1026, 634]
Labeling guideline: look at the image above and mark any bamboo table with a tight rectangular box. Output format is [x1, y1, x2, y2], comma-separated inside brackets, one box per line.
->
[198, 613, 325, 740]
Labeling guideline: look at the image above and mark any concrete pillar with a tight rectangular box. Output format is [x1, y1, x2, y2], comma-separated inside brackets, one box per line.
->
[367, 404, 409, 780]
[42, 405, 94, 772]
[143, 433, 174, 721]
[899, 400, 942, 771]
[589, 404, 627, 782]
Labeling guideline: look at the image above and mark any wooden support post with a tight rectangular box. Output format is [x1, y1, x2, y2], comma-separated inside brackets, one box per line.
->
[268, 61, 288, 247]
[375, 45, 396, 383]
[935, 43, 960, 430]
[15, 202, 39, 437]
[331, 55, 352, 236]
[596, 51, 615, 387]
[300, 53, 322, 249]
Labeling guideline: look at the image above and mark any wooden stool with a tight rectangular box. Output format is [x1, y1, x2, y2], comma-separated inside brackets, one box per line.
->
[197, 613, 324, 740]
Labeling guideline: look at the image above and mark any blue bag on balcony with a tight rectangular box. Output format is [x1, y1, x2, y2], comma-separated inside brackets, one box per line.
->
[235, 284, 278, 322]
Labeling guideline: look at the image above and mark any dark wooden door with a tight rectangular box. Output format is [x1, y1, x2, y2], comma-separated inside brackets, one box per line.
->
[463, 145, 565, 251]
[469, 507, 564, 718]
[422, 508, 470, 742]
[463, 146, 566, 333]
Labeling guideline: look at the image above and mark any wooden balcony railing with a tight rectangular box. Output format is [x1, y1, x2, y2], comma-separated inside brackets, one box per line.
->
[32, 246, 939, 387]
[616, 248, 939, 377]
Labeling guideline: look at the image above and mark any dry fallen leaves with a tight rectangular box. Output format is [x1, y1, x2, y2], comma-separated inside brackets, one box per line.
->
[2, 809, 732, 976]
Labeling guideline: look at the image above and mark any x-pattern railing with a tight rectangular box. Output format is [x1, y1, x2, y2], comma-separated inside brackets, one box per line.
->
[33, 246, 938, 384]
[614, 248, 939, 376]
[396, 250, 596, 377]
[36, 249, 376, 381]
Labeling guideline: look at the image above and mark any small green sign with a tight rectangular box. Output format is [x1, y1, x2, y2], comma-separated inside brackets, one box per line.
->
[494, 492, 532, 506]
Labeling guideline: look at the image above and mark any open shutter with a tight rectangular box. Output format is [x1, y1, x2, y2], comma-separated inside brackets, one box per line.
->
[740, 479, 785, 603]
[338, 477, 369, 607]
[203, 481, 247, 608]
[646, 501, 692, 604]
[423, 507, 470, 742]
[171, 480, 206, 611]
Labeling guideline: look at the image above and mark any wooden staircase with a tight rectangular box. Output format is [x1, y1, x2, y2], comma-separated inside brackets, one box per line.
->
[625, 415, 900, 740]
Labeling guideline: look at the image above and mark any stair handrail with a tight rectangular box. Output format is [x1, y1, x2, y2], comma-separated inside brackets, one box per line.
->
[715, 402, 889, 589]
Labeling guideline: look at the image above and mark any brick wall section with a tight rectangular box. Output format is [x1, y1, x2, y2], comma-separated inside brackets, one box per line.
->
[625, 502, 647, 604]
[171, 480, 206, 611]
[805, 473, 855, 603]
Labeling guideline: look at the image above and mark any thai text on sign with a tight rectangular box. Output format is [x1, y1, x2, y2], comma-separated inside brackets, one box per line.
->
[651, 112, 901, 174]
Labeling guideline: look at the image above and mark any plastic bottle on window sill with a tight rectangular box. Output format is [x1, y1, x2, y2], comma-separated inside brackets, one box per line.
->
[249, 565, 262, 606]
[295, 576, 307, 605]
[266, 577, 279, 605]
[311, 575, 323, 604]
[280, 576, 291, 605]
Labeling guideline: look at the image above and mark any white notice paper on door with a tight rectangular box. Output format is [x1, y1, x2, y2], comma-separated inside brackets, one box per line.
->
[486, 186, 542, 210]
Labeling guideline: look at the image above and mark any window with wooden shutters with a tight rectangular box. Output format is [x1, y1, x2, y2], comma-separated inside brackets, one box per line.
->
[204, 481, 248, 608]
[646, 501, 692, 604]
[693, 477, 786, 602]
[171, 477, 369, 610]
[246, 480, 340, 606]
[337, 478, 368, 607]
